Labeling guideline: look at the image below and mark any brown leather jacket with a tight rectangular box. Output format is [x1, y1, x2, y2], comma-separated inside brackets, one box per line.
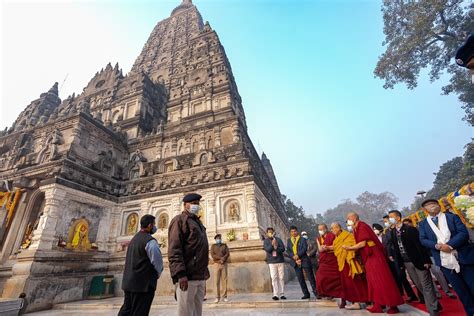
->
[168, 210, 210, 283]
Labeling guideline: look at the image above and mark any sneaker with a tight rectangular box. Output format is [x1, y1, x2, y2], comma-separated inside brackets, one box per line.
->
[345, 303, 361, 310]
[222, 298, 228, 303]
[280, 296, 287, 300]
[272, 296, 279, 301]
[214, 298, 219, 303]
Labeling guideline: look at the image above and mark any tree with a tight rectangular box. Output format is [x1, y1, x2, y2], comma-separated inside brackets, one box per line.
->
[283, 195, 318, 238]
[356, 191, 398, 225]
[322, 199, 363, 227]
[427, 156, 464, 198]
[374, 0, 474, 125]
[426, 141, 474, 199]
[406, 141, 474, 212]
[322, 191, 398, 228]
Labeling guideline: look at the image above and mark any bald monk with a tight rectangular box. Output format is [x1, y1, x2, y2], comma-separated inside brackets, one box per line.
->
[343, 212, 403, 314]
[316, 224, 342, 299]
[330, 222, 368, 310]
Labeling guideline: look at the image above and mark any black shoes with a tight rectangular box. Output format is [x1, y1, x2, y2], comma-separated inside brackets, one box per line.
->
[272, 296, 279, 300]
[280, 296, 287, 300]
[301, 295, 310, 299]
[406, 296, 418, 303]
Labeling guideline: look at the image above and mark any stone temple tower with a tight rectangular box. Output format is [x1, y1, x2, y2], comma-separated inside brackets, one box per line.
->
[0, 0, 289, 311]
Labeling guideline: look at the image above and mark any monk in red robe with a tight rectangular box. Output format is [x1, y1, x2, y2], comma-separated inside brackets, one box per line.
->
[343, 212, 403, 314]
[330, 222, 368, 310]
[316, 224, 342, 299]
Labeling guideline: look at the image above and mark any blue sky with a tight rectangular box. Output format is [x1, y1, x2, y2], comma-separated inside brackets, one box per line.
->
[1, 0, 472, 215]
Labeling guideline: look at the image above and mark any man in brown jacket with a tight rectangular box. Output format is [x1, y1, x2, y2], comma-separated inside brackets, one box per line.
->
[210, 233, 230, 303]
[168, 193, 209, 316]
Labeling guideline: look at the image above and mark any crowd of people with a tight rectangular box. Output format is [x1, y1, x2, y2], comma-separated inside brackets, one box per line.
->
[263, 199, 474, 315]
[117, 193, 473, 316]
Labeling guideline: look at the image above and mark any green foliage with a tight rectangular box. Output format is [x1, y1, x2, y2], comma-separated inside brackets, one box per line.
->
[426, 141, 474, 199]
[282, 195, 319, 238]
[375, 0, 474, 125]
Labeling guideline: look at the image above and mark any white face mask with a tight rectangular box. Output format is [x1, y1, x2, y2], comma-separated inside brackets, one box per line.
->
[189, 204, 200, 214]
[347, 220, 354, 226]
[347, 226, 353, 232]
[318, 230, 325, 236]
[302, 235, 308, 240]
[384, 222, 390, 228]
[373, 229, 380, 235]
[389, 218, 397, 225]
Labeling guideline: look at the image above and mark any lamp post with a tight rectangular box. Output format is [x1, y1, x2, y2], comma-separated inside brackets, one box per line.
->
[416, 190, 426, 199]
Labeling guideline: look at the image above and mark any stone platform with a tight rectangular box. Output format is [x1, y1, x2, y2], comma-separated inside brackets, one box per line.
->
[25, 281, 427, 315]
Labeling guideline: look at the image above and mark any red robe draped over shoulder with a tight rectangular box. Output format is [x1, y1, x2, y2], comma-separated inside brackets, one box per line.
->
[316, 232, 342, 298]
[353, 221, 404, 307]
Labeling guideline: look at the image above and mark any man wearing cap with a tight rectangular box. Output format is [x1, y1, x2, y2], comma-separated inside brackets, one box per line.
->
[418, 199, 474, 316]
[168, 193, 210, 316]
[210, 233, 229, 303]
[119, 214, 163, 316]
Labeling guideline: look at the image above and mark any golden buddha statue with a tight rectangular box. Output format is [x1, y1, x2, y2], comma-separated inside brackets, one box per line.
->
[126, 214, 138, 235]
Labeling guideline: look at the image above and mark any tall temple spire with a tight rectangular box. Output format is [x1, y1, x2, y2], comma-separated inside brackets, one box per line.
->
[182, 0, 192, 4]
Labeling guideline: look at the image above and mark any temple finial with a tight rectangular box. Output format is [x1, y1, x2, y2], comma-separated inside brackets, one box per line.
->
[182, 0, 192, 4]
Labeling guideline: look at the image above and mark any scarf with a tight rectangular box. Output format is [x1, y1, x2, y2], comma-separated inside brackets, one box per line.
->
[291, 235, 300, 257]
[427, 212, 460, 273]
[333, 230, 364, 278]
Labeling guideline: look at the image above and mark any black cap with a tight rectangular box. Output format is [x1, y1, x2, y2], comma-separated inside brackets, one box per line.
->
[372, 223, 383, 231]
[455, 33, 474, 68]
[382, 215, 389, 219]
[421, 198, 439, 207]
[183, 193, 202, 203]
[214, 234, 222, 239]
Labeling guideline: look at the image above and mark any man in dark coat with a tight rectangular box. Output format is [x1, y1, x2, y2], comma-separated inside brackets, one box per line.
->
[263, 227, 286, 300]
[168, 193, 209, 316]
[388, 210, 441, 316]
[418, 199, 474, 316]
[286, 225, 318, 299]
[119, 214, 163, 316]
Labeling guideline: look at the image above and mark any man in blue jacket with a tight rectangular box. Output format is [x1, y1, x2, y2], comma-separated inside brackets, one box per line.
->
[418, 199, 474, 316]
[263, 227, 286, 301]
[286, 225, 318, 299]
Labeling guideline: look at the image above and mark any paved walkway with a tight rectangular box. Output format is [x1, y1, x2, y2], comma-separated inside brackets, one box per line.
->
[26, 281, 427, 315]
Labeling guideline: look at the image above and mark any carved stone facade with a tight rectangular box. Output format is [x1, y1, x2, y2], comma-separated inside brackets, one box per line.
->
[0, 0, 289, 312]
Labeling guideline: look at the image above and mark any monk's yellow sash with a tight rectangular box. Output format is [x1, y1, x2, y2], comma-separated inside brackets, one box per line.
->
[333, 230, 364, 278]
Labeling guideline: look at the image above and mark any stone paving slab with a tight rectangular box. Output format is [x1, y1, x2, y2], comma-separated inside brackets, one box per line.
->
[25, 281, 427, 315]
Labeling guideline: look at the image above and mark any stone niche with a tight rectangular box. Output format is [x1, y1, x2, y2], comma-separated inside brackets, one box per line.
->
[56, 201, 103, 251]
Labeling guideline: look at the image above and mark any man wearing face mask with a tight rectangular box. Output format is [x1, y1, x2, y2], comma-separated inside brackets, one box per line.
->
[119, 214, 163, 316]
[263, 227, 286, 300]
[210, 234, 229, 303]
[387, 210, 441, 316]
[168, 193, 210, 316]
[316, 224, 342, 300]
[418, 199, 474, 316]
[379, 216, 421, 304]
